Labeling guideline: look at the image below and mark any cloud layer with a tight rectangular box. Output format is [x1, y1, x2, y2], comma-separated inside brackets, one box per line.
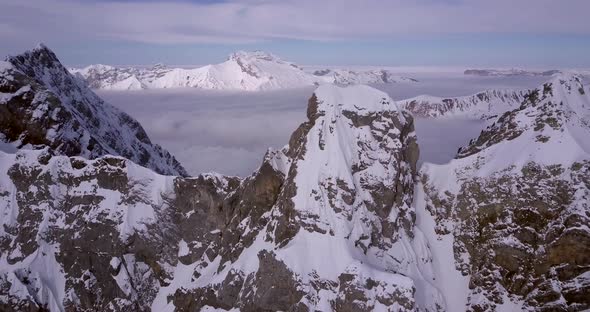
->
[98, 74, 549, 176]
[1, 0, 590, 46]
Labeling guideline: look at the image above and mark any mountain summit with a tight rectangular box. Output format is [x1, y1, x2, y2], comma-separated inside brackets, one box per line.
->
[0, 44, 187, 175]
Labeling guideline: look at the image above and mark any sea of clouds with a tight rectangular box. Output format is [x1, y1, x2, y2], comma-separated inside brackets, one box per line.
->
[98, 74, 548, 176]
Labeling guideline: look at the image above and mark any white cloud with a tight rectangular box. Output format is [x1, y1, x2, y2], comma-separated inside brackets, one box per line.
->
[96, 87, 312, 176]
[96, 75, 549, 176]
[0, 0, 589, 46]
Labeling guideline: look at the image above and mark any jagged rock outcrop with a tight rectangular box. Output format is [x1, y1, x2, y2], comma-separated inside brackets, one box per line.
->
[0, 44, 187, 176]
[419, 74, 590, 311]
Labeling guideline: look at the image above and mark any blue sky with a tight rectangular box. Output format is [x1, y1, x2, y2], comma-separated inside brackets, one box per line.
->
[1, 0, 589, 67]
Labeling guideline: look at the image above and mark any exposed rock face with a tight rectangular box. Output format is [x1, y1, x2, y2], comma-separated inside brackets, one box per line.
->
[399, 89, 526, 119]
[0, 45, 187, 176]
[0, 83, 440, 311]
[0, 149, 230, 311]
[420, 74, 590, 311]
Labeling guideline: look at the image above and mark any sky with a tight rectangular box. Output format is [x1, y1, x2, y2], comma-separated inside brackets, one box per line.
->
[1, 0, 590, 67]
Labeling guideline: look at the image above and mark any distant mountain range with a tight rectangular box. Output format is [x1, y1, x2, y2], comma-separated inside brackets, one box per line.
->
[69, 51, 418, 91]
[464, 68, 590, 78]
[464, 68, 561, 77]
[399, 89, 527, 119]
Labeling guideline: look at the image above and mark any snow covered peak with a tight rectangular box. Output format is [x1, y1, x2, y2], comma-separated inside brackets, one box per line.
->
[285, 84, 417, 218]
[7, 43, 66, 80]
[1, 44, 187, 175]
[33, 42, 51, 52]
[313, 84, 399, 115]
[147, 49, 317, 90]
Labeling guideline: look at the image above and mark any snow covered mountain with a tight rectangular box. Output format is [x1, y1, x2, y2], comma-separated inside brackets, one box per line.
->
[419, 73, 590, 311]
[70, 52, 418, 91]
[312, 68, 418, 85]
[70, 51, 318, 91]
[0, 84, 441, 311]
[399, 89, 527, 119]
[152, 51, 320, 91]
[0, 44, 187, 176]
[69, 63, 171, 90]
[0, 45, 588, 312]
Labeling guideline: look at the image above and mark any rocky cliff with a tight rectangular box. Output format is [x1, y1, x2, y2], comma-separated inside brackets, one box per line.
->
[419, 74, 590, 311]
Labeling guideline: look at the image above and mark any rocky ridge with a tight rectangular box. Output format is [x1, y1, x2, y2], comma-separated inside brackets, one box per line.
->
[419, 74, 590, 311]
[0, 45, 186, 176]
